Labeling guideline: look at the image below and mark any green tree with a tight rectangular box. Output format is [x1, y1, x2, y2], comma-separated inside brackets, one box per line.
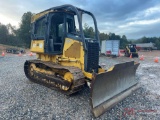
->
[18, 12, 33, 48]
[99, 32, 109, 44]
[0, 23, 9, 44]
[99, 33, 108, 40]
[83, 23, 95, 38]
[7, 23, 17, 35]
[120, 35, 129, 49]
[108, 33, 115, 40]
[122, 35, 127, 40]
[155, 39, 160, 49]
[0, 23, 20, 46]
[141, 36, 147, 43]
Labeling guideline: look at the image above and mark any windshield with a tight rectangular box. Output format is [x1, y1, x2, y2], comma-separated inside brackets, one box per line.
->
[82, 13, 95, 39]
[73, 13, 96, 39]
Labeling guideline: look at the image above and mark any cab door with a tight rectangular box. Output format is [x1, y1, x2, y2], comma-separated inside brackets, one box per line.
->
[46, 12, 65, 55]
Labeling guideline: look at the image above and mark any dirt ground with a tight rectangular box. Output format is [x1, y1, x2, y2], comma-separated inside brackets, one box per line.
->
[135, 51, 160, 98]
[99, 50, 160, 119]
[0, 50, 160, 119]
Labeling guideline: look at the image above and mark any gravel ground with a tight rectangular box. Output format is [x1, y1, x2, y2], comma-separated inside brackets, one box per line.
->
[0, 52, 160, 120]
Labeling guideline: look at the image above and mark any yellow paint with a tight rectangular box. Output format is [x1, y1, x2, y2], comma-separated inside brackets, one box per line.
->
[64, 72, 73, 82]
[126, 46, 130, 53]
[30, 40, 44, 53]
[31, 10, 75, 23]
[107, 66, 114, 72]
[30, 62, 73, 83]
[31, 10, 53, 23]
[59, 38, 85, 71]
[30, 63, 70, 91]
[33, 38, 106, 80]
[98, 68, 105, 73]
[83, 72, 93, 79]
[30, 63, 54, 75]
[65, 42, 81, 58]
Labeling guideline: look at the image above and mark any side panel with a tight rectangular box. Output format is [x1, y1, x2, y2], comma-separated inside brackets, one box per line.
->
[106, 40, 120, 56]
[36, 38, 94, 79]
[60, 38, 84, 70]
[35, 38, 97, 80]
[34, 38, 84, 68]
[101, 40, 106, 54]
[106, 40, 112, 54]
[64, 41, 81, 58]
[30, 40, 44, 53]
[112, 40, 120, 56]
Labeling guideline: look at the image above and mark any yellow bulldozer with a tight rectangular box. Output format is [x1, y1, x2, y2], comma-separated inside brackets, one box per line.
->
[125, 44, 139, 58]
[24, 5, 140, 117]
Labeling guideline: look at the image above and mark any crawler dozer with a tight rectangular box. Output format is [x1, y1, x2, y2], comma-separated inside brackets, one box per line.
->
[24, 5, 140, 117]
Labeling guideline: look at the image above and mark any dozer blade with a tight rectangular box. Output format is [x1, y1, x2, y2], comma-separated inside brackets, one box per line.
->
[91, 61, 140, 117]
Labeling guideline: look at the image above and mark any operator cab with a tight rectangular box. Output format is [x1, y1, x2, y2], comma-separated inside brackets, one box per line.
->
[127, 44, 136, 52]
[31, 5, 99, 56]
[48, 12, 77, 53]
[32, 12, 77, 54]
[31, 5, 100, 73]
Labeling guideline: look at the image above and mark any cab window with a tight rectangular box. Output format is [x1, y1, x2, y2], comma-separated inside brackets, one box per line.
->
[34, 17, 46, 39]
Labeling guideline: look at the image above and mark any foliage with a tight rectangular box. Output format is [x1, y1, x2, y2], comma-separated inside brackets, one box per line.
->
[83, 23, 95, 38]
[18, 12, 33, 48]
[83, 24, 129, 49]
[0, 23, 8, 44]
[0, 12, 33, 48]
[0, 23, 19, 46]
